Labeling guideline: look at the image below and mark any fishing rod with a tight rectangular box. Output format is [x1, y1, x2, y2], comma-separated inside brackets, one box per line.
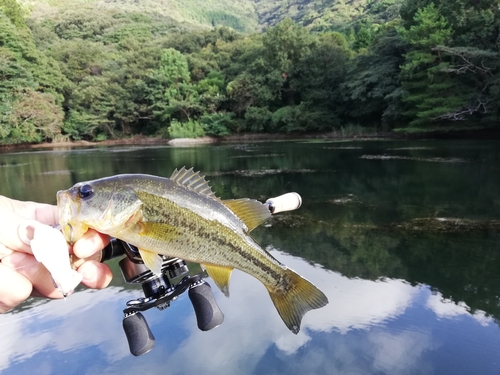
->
[97, 192, 302, 356]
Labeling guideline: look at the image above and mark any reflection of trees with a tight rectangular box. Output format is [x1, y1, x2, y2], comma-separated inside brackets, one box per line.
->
[392, 230, 500, 319]
[255, 217, 407, 280]
[256, 215, 500, 321]
[50, 142, 500, 325]
[0, 151, 74, 203]
[3, 140, 500, 323]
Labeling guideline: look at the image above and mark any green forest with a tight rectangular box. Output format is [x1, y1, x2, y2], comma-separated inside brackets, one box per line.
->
[1, 0, 500, 144]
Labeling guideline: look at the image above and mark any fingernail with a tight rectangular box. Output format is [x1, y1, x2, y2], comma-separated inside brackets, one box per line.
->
[18, 221, 38, 245]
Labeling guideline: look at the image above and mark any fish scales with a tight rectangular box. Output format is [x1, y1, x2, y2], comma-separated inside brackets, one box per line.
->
[121, 175, 248, 236]
[134, 191, 285, 287]
[57, 168, 328, 333]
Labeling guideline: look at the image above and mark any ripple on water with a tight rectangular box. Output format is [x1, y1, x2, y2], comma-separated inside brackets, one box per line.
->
[360, 155, 470, 163]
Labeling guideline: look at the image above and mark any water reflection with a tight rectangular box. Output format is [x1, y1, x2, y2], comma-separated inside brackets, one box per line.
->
[1, 140, 500, 374]
[2, 249, 499, 375]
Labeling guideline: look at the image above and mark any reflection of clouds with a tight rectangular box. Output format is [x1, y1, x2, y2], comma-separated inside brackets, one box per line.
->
[162, 270, 287, 374]
[1, 250, 497, 375]
[161, 248, 421, 374]
[268, 248, 417, 335]
[426, 292, 492, 326]
[0, 287, 134, 372]
[369, 329, 436, 375]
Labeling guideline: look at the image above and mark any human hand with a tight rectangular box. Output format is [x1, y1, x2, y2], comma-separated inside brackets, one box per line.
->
[0, 196, 113, 313]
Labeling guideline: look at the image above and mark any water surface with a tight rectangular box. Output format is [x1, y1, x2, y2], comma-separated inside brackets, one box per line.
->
[1, 140, 499, 375]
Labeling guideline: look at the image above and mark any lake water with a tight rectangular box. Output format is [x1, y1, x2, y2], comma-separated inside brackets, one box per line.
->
[0, 139, 500, 375]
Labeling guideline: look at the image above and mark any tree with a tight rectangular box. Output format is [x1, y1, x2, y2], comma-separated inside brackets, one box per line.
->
[431, 46, 500, 122]
[401, 0, 500, 50]
[398, 3, 462, 127]
[9, 89, 64, 143]
[227, 19, 319, 132]
[343, 25, 406, 128]
[52, 9, 115, 41]
[223, 35, 279, 131]
[400, 1, 500, 126]
[0, 0, 26, 29]
[292, 32, 351, 131]
[147, 48, 202, 126]
[67, 75, 117, 139]
[48, 39, 108, 84]
[262, 18, 315, 75]
[0, 11, 66, 143]
[353, 25, 372, 51]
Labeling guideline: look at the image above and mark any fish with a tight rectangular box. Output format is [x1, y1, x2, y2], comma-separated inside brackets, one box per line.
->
[57, 167, 328, 333]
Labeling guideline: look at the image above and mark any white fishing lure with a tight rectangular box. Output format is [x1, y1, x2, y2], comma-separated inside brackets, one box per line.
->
[19, 220, 82, 297]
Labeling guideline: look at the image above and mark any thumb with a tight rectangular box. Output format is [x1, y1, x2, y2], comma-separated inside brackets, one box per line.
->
[0, 262, 32, 313]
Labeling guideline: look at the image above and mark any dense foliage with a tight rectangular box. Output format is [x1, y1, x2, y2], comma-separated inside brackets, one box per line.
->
[1, 0, 499, 143]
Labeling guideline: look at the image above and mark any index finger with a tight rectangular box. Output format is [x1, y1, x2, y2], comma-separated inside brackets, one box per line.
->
[0, 198, 58, 254]
[72, 229, 110, 259]
[0, 206, 34, 253]
[0, 197, 58, 226]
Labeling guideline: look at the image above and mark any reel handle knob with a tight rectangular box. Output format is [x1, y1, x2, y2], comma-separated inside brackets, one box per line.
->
[266, 192, 302, 214]
[189, 282, 224, 331]
[123, 312, 155, 356]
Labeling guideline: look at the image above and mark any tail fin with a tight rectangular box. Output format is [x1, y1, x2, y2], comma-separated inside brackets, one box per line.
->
[267, 269, 328, 334]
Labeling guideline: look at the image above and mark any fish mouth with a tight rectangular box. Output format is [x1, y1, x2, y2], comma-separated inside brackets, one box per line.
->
[56, 190, 87, 243]
[63, 223, 74, 243]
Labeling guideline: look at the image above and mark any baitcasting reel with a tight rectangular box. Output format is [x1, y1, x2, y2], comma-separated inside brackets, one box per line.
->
[100, 238, 222, 356]
[98, 192, 302, 356]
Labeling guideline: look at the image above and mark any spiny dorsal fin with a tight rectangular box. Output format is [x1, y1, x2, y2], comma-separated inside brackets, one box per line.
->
[170, 167, 217, 198]
[222, 198, 271, 232]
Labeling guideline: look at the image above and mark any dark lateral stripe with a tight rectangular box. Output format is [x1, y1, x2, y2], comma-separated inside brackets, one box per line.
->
[141, 195, 282, 283]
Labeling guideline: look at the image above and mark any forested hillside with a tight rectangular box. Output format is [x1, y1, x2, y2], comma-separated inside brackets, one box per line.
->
[18, 0, 403, 33]
[20, 0, 258, 32]
[0, 0, 499, 144]
[254, 0, 403, 32]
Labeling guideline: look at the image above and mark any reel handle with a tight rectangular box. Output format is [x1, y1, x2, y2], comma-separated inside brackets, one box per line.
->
[122, 312, 155, 356]
[266, 192, 302, 214]
[188, 282, 224, 331]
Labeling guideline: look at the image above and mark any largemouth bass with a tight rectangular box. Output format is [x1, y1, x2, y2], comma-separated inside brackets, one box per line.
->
[57, 167, 328, 333]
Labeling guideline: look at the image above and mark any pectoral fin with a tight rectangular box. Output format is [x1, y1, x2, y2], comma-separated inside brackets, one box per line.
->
[139, 248, 163, 275]
[202, 264, 233, 297]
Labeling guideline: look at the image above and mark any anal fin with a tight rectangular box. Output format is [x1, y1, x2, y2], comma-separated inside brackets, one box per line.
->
[202, 264, 233, 297]
[139, 248, 163, 275]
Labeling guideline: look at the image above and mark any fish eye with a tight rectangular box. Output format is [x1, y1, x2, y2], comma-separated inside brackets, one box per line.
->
[78, 184, 94, 199]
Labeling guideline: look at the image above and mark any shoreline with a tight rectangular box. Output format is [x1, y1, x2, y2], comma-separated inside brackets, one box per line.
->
[2, 128, 500, 152]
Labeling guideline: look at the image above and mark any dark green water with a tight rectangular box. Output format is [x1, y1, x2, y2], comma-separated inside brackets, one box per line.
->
[1, 139, 500, 375]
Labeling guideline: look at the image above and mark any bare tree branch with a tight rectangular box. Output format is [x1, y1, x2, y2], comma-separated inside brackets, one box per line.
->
[436, 97, 492, 121]
[432, 46, 499, 76]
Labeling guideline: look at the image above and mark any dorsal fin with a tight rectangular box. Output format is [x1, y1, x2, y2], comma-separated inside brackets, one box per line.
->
[170, 167, 217, 198]
[222, 198, 271, 232]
